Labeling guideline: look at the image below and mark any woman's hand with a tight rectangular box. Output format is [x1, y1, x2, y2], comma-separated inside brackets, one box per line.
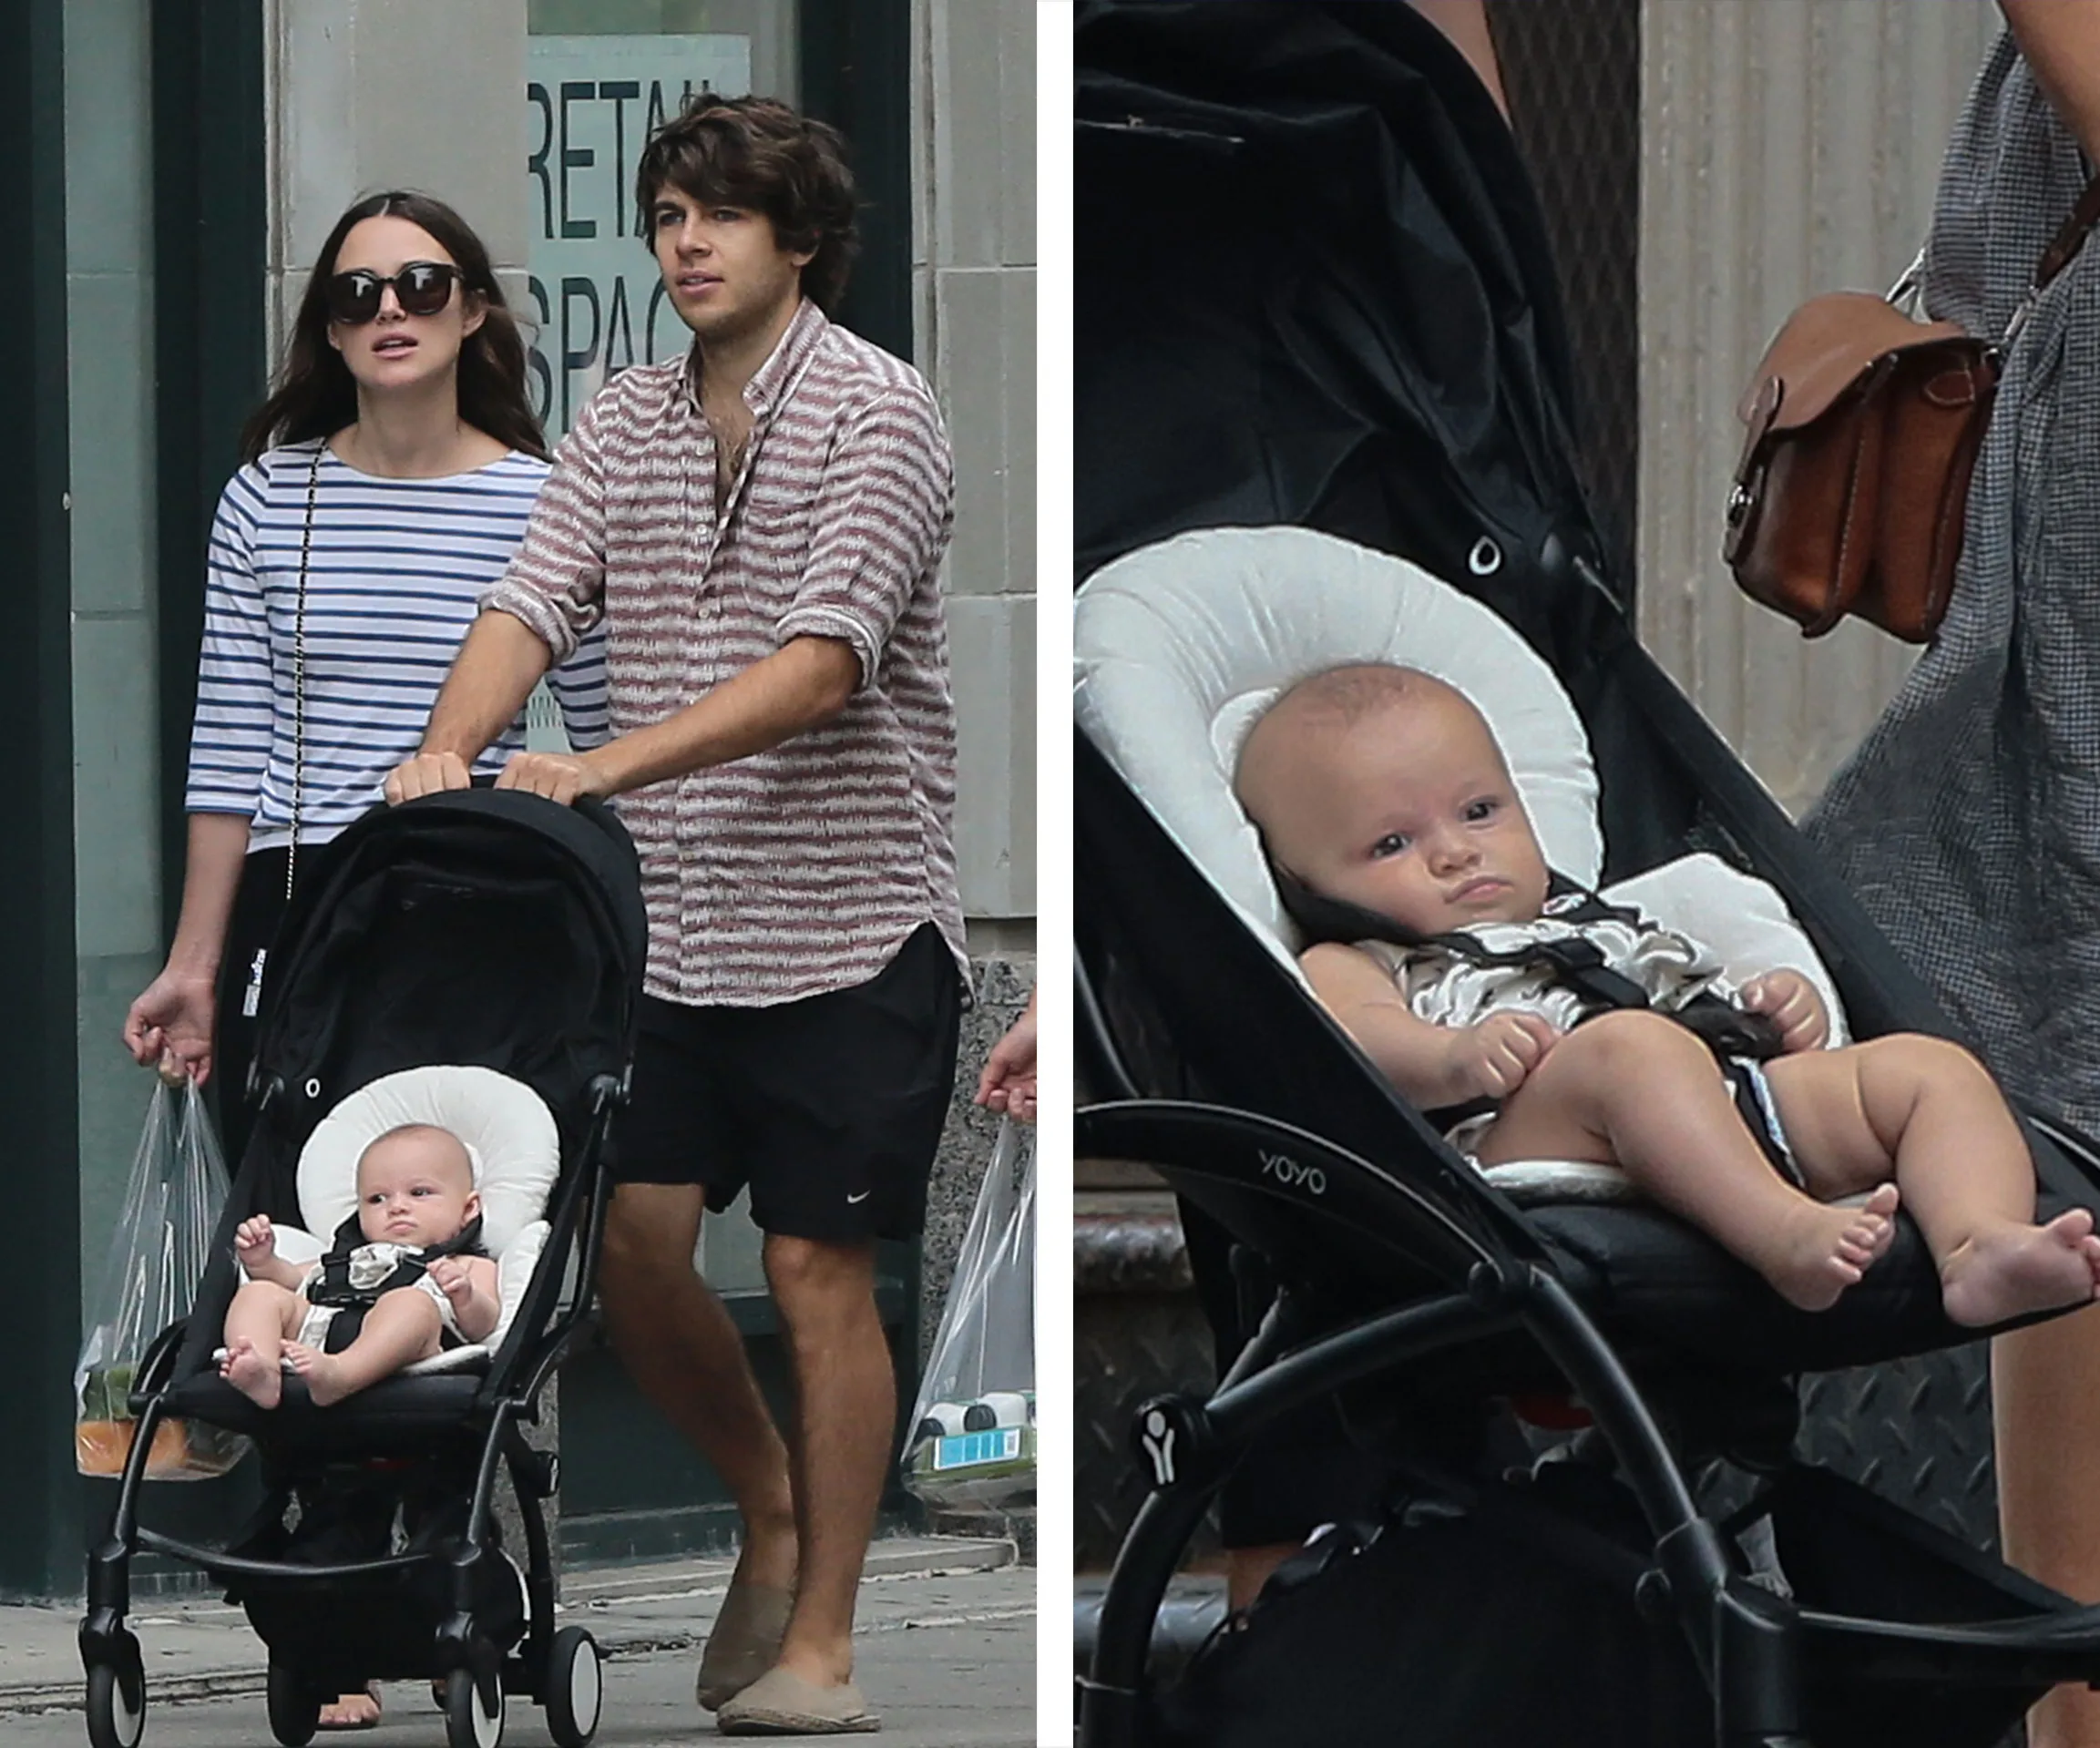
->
[1741, 969, 1830, 1053]
[124, 969, 218, 1086]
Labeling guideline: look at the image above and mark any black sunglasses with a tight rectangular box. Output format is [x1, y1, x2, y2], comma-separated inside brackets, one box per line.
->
[325, 261, 461, 324]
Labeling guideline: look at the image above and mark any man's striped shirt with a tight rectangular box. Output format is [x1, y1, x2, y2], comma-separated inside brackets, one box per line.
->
[185, 443, 610, 847]
[481, 297, 965, 1008]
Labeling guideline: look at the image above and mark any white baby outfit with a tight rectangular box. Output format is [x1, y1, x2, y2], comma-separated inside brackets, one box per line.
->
[1353, 889, 1744, 1038]
[1354, 893, 1803, 1183]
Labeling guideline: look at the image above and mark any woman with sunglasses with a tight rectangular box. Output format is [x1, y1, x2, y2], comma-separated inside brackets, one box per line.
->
[121, 190, 606, 1729]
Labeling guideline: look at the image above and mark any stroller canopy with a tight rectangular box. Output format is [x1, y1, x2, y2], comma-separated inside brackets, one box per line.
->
[247, 788, 647, 1190]
[1076, 0, 1609, 631]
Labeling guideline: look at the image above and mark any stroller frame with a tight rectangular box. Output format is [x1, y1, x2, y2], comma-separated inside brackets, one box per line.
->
[80, 1076, 619, 1748]
[79, 791, 643, 1748]
[1073, 4, 2100, 1739]
[79, 1074, 613, 1745]
[1075, 694, 2100, 1748]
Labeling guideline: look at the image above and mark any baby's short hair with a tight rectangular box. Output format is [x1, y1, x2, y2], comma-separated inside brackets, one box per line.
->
[356, 1123, 476, 1186]
[1272, 662, 1437, 729]
[1237, 662, 1445, 788]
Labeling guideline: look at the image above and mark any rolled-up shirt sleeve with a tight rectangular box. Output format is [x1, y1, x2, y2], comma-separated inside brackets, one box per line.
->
[184, 464, 273, 817]
[775, 386, 955, 688]
[480, 390, 610, 664]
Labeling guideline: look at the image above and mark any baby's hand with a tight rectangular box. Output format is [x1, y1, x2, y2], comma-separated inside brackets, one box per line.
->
[427, 1257, 476, 1310]
[1450, 1012, 1560, 1099]
[1742, 969, 1829, 1053]
[233, 1216, 276, 1266]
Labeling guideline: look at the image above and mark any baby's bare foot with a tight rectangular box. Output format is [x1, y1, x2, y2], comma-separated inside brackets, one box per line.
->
[1941, 1209, 2100, 1328]
[1763, 1182, 1900, 1313]
[220, 1337, 281, 1409]
[284, 1343, 354, 1407]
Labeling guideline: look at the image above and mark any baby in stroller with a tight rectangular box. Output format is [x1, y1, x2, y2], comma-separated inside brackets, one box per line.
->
[220, 1122, 500, 1408]
[1234, 659, 2100, 1324]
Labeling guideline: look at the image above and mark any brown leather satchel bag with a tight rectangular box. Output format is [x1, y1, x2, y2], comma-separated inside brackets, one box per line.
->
[1724, 177, 2100, 643]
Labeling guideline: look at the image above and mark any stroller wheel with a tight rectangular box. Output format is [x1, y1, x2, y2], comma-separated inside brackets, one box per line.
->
[85, 1658, 146, 1748]
[543, 1626, 602, 1747]
[444, 1664, 506, 1748]
[265, 1661, 322, 1746]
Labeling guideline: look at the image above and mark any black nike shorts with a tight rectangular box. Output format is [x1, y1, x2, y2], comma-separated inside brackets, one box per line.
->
[612, 923, 965, 1242]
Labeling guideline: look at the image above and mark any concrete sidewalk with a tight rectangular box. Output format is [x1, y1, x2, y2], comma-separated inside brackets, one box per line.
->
[0, 1537, 1036, 1744]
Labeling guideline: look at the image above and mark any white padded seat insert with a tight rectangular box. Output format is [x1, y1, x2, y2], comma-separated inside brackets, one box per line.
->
[1077, 526, 1605, 948]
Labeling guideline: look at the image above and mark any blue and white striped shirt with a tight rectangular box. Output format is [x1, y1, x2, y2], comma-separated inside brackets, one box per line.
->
[184, 440, 610, 847]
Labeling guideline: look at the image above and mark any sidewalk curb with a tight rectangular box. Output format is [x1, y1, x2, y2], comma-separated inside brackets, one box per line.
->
[0, 1538, 1019, 1714]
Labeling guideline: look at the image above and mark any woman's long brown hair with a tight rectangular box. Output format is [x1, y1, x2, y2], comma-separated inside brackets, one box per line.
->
[241, 190, 548, 464]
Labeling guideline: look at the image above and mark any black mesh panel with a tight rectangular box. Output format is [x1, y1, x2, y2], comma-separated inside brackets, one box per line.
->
[1489, 0, 1641, 584]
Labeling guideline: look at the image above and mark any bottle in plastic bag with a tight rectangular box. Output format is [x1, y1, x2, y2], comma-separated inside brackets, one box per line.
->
[75, 1076, 248, 1480]
[903, 1119, 1035, 1517]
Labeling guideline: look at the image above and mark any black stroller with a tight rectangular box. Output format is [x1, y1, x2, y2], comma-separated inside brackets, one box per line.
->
[1075, 4, 2100, 1745]
[80, 787, 645, 1748]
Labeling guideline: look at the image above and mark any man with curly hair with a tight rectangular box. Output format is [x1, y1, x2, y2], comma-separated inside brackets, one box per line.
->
[390, 94, 964, 1736]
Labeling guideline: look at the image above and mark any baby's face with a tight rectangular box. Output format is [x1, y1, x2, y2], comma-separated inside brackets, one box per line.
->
[1241, 673, 1551, 935]
[353, 1128, 479, 1248]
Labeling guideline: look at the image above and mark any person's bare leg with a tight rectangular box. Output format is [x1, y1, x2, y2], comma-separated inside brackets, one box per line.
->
[1998, 1312, 2100, 1748]
[220, 1282, 306, 1409]
[762, 1233, 892, 1689]
[286, 1287, 444, 1406]
[596, 1184, 797, 1590]
[1477, 1010, 1899, 1311]
[1767, 1037, 2100, 1326]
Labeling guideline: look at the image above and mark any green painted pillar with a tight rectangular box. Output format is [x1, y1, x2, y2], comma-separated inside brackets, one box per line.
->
[0, 0, 83, 1601]
[799, 0, 915, 364]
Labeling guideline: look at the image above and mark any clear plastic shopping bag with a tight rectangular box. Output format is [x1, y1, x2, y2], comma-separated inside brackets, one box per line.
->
[903, 1118, 1035, 1518]
[74, 1077, 247, 1480]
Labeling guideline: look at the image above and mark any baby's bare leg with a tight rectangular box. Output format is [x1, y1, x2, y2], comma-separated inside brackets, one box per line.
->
[220, 1281, 307, 1409]
[1764, 1036, 2100, 1327]
[1475, 1009, 1898, 1312]
[285, 1286, 444, 1407]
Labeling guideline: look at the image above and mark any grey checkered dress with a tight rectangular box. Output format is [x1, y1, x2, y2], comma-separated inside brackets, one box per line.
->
[1805, 32, 2100, 1136]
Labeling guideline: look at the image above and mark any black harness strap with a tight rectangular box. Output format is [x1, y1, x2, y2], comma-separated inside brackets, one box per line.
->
[1274, 864, 1784, 1062]
[307, 1212, 490, 1354]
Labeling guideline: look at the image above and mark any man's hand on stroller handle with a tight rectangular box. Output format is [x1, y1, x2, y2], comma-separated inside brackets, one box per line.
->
[1740, 969, 1829, 1054]
[384, 743, 619, 808]
[494, 750, 615, 805]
